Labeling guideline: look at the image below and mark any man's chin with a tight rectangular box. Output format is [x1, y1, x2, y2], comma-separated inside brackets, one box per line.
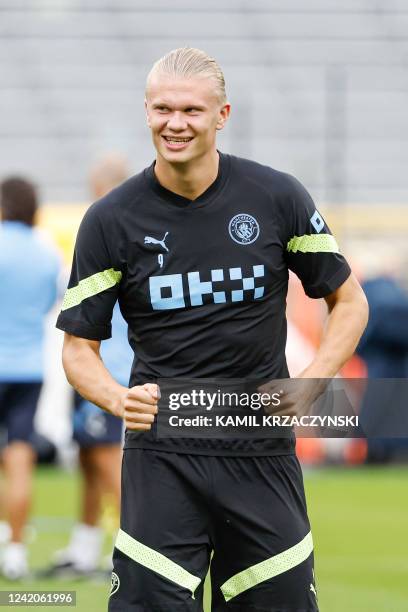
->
[159, 147, 197, 165]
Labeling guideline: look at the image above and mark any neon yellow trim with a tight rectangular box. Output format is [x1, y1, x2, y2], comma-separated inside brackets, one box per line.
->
[115, 529, 201, 598]
[61, 268, 122, 311]
[221, 531, 313, 602]
[287, 234, 339, 254]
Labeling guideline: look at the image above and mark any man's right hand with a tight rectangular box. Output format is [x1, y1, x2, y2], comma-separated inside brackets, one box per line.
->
[121, 383, 160, 431]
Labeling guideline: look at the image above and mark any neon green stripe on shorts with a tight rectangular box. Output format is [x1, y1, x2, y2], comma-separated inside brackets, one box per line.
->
[115, 529, 202, 599]
[221, 531, 314, 602]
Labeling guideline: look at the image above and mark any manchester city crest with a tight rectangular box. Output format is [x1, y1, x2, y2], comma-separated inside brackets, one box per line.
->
[228, 214, 260, 245]
[109, 572, 120, 597]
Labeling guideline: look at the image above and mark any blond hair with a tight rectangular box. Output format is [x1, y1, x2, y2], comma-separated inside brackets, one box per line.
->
[146, 47, 227, 104]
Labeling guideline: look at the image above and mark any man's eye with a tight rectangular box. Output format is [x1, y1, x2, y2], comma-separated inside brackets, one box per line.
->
[157, 107, 170, 112]
[186, 108, 200, 113]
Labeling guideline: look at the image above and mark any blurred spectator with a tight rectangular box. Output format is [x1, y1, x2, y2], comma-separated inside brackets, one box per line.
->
[357, 274, 408, 461]
[45, 154, 133, 576]
[358, 276, 408, 377]
[0, 177, 60, 579]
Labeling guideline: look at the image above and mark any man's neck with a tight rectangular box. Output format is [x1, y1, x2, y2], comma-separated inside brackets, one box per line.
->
[154, 149, 219, 201]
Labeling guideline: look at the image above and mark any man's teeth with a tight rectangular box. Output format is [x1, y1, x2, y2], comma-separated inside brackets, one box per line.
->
[164, 137, 192, 143]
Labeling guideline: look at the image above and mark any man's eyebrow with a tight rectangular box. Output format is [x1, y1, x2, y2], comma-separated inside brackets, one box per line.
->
[184, 104, 206, 111]
[151, 102, 207, 111]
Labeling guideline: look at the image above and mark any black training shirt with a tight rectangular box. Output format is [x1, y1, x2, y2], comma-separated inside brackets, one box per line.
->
[56, 153, 351, 455]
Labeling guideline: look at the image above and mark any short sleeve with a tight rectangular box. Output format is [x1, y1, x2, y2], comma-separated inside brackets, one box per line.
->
[56, 203, 122, 340]
[284, 176, 351, 298]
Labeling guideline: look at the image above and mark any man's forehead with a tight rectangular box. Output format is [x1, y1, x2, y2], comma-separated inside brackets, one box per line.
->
[146, 74, 217, 105]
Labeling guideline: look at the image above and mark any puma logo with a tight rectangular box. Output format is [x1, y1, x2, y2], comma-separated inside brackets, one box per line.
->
[144, 232, 169, 252]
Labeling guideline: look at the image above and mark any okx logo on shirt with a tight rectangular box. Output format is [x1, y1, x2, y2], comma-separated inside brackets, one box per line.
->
[149, 264, 265, 310]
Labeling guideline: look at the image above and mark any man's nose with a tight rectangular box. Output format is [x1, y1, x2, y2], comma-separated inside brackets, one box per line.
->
[166, 112, 188, 131]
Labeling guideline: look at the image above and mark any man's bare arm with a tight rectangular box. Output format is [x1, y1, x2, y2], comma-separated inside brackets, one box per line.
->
[300, 272, 369, 379]
[259, 273, 369, 415]
[62, 333, 158, 430]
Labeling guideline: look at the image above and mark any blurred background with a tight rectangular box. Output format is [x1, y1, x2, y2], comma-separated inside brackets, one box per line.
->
[1, 1, 408, 610]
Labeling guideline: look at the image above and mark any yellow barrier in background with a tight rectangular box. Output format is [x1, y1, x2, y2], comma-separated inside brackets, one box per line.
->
[38, 202, 408, 264]
[37, 204, 88, 264]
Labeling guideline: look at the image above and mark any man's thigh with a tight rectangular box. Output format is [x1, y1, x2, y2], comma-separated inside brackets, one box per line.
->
[109, 450, 212, 612]
[209, 454, 319, 612]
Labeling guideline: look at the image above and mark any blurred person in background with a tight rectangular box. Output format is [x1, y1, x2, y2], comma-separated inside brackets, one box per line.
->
[44, 154, 134, 577]
[358, 275, 408, 378]
[0, 177, 60, 579]
[357, 261, 408, 462]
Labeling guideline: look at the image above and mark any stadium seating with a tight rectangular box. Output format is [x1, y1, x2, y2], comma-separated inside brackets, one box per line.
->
[1, 0, 408, 203]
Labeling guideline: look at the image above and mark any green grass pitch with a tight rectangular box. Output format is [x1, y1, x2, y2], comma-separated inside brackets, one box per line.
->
[1, 466, 407, 611]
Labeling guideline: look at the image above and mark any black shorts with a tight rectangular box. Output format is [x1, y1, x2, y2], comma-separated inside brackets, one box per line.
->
[72, 391, 123, 448]
[0, 381, 42, 444]
[110, 450, 318, 612]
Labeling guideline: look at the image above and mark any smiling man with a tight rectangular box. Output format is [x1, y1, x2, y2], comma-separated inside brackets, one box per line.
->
[56, 48, 368, 611]
[146, 57, 229, 200]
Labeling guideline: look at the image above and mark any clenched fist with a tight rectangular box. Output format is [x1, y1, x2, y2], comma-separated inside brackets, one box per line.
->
[121, 383, 160, 431]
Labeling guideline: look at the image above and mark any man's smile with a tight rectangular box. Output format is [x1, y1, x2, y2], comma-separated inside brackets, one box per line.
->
[161, 136, 194, 149]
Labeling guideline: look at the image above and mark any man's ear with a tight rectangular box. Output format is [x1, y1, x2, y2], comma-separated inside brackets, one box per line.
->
[216, 102, 231, 131]
[145, 99, 151, 128]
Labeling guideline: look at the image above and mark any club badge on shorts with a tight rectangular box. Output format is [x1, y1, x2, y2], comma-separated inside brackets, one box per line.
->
[109, 572, 120, 597]
[229, 214, 260, 245]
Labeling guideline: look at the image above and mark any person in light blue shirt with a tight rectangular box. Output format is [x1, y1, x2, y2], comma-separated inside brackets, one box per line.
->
[0, 177, 60, 579]
[43, 154, 133, 578]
